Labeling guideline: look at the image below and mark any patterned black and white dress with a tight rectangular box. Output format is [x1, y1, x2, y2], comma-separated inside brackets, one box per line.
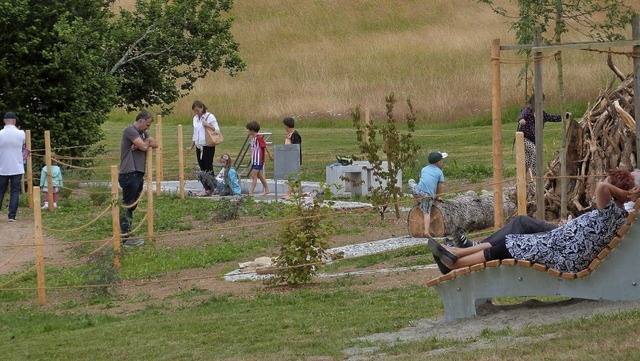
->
[505, 200, 627, 273]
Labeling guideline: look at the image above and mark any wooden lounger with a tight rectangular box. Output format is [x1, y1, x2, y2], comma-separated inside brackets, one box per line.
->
[428, 209, 640, 322]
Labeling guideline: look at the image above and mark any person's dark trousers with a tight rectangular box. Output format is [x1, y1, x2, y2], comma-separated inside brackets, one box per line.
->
[0, 174, 23, 220]
[196, 145, 216, 190]
[484, 215, 558, 246]
[118, 172, 145, 237]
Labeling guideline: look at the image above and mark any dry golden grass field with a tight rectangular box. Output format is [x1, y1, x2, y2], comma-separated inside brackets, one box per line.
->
[116, 0, 640, 125]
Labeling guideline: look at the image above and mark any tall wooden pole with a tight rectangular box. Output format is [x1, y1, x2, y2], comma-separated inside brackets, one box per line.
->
[26, 130, 33, 208]
[178, 125, 185, 200]
[44, 131, 54, 211]
[555, 2, 568, 219]
[155, 115, 164, 196]
[111, 166, 121, 269]
[515, 132, 527, 215]
[634, 14, 640, 165]
[534, 28, 545, 220]
[146, 148, 154, 242]
[491, 38, 504, 228]
[33, 188, 46, 305]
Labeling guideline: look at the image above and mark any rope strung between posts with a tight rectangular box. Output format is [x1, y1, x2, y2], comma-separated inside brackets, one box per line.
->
[42, 203, 112, 233]
[47, 240, 112, 267]
[0, 265, 37, 289]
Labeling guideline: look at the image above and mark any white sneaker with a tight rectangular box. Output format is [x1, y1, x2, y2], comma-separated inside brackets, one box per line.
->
[42, 203, 49, 209]
[53, 203, 58, 209]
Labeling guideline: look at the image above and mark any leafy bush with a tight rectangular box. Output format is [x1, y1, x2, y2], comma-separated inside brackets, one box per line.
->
[214, 197, 243, 222]
[273, 183, 335, 285]
[81, 249, 121, 299]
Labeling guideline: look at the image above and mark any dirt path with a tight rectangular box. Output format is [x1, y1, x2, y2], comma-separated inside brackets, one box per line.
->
[0, 216, 72, 276]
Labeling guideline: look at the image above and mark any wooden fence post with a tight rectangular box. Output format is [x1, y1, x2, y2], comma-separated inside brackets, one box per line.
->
[178, 125, 185, 200]
[533, 27, 545, 220]
[515, 132, 527, 216]
[26, 130, 33, 208]
[33, 188, 46, 305]
[491, 38, 504, 228]
[155, 115, 164, 196]
[44, 131, 54, 211]
[146, 148, 154, 241]
[111, 166, 121, 269]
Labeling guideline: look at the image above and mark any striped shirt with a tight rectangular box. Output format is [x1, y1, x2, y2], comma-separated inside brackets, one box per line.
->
[250, 135, 267, 166]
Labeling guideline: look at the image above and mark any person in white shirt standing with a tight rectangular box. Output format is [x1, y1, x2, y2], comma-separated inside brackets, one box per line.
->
[186, 100, 221, 196]
[0, 112, 26, 222]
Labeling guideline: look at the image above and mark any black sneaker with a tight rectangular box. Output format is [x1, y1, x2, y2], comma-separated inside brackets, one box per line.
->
[122, 238, 145, 248]
[452, 227, 470, 248]
[443, 237, 455, 247]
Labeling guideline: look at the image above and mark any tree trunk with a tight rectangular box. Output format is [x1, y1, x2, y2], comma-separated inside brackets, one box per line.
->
[408, 188, 518, 237]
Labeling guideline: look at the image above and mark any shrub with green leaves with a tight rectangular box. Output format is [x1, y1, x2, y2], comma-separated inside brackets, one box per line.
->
[214, 197, 243, 222]
[273, 182, 335, 285]
[352, 93, 421, 220]
[81, 249, 121, 299]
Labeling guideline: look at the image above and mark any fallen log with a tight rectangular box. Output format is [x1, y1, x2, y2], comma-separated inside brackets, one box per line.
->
[408, 187, 519, 237]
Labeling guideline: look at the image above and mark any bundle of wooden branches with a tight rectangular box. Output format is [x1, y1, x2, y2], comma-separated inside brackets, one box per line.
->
[544, 72, 636, 219]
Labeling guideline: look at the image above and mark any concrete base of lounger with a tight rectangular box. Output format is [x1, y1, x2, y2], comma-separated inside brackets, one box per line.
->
[428, 212, 640, 322]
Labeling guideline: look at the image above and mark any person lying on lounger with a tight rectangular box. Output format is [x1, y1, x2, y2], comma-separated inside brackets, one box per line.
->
[429, 168, 640, 275]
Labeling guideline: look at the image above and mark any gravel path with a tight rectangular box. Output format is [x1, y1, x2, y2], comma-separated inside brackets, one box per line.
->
[224, 235, 439, 282]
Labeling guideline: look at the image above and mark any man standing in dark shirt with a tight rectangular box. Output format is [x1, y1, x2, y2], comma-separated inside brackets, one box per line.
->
[119, 111, 158, 247]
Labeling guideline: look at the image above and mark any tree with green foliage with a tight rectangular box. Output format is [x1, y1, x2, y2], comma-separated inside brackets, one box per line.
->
[477, 0, 635, 43]
[274, 183, 334, 285]
[352, 94, 421, 220]
[0, 0, 244, 166]
[476, 0, 636, 97]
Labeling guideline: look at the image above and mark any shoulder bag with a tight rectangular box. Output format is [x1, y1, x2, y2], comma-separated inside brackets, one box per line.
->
[204, 114, 224, 146]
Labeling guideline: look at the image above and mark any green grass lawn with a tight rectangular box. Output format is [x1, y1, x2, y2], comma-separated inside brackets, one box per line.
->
[2, 116, 638, 360]
[93, 115, 567, 193]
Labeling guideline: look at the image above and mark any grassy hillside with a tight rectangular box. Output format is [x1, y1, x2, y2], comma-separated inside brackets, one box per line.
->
[114, 0, 639, 125]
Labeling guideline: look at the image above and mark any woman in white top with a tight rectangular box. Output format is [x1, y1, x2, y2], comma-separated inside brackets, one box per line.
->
[187, 100, 221, 196]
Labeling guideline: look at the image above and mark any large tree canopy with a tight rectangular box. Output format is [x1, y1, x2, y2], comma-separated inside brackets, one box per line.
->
[0, 0, 244, 162]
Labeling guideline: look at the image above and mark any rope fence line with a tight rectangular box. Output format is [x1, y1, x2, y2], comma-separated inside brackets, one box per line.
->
[46, 239, 112, 268]
[121, 190, 146, 210]
[52, 158, 112, 171]
[0, 174, 600, 297]
[0, 235, 115, 249]
[0, 265, 37, 289]
[57, 186, 113, 195]
[127, 211, 149, 236]
[42, 203, 112, 233]
[0, 232, 33, 271]
[7, 121, 609, 303]
[494, 46, 635, 66]
[3, 169, 607, 251]
[53, 154, 120, 161]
